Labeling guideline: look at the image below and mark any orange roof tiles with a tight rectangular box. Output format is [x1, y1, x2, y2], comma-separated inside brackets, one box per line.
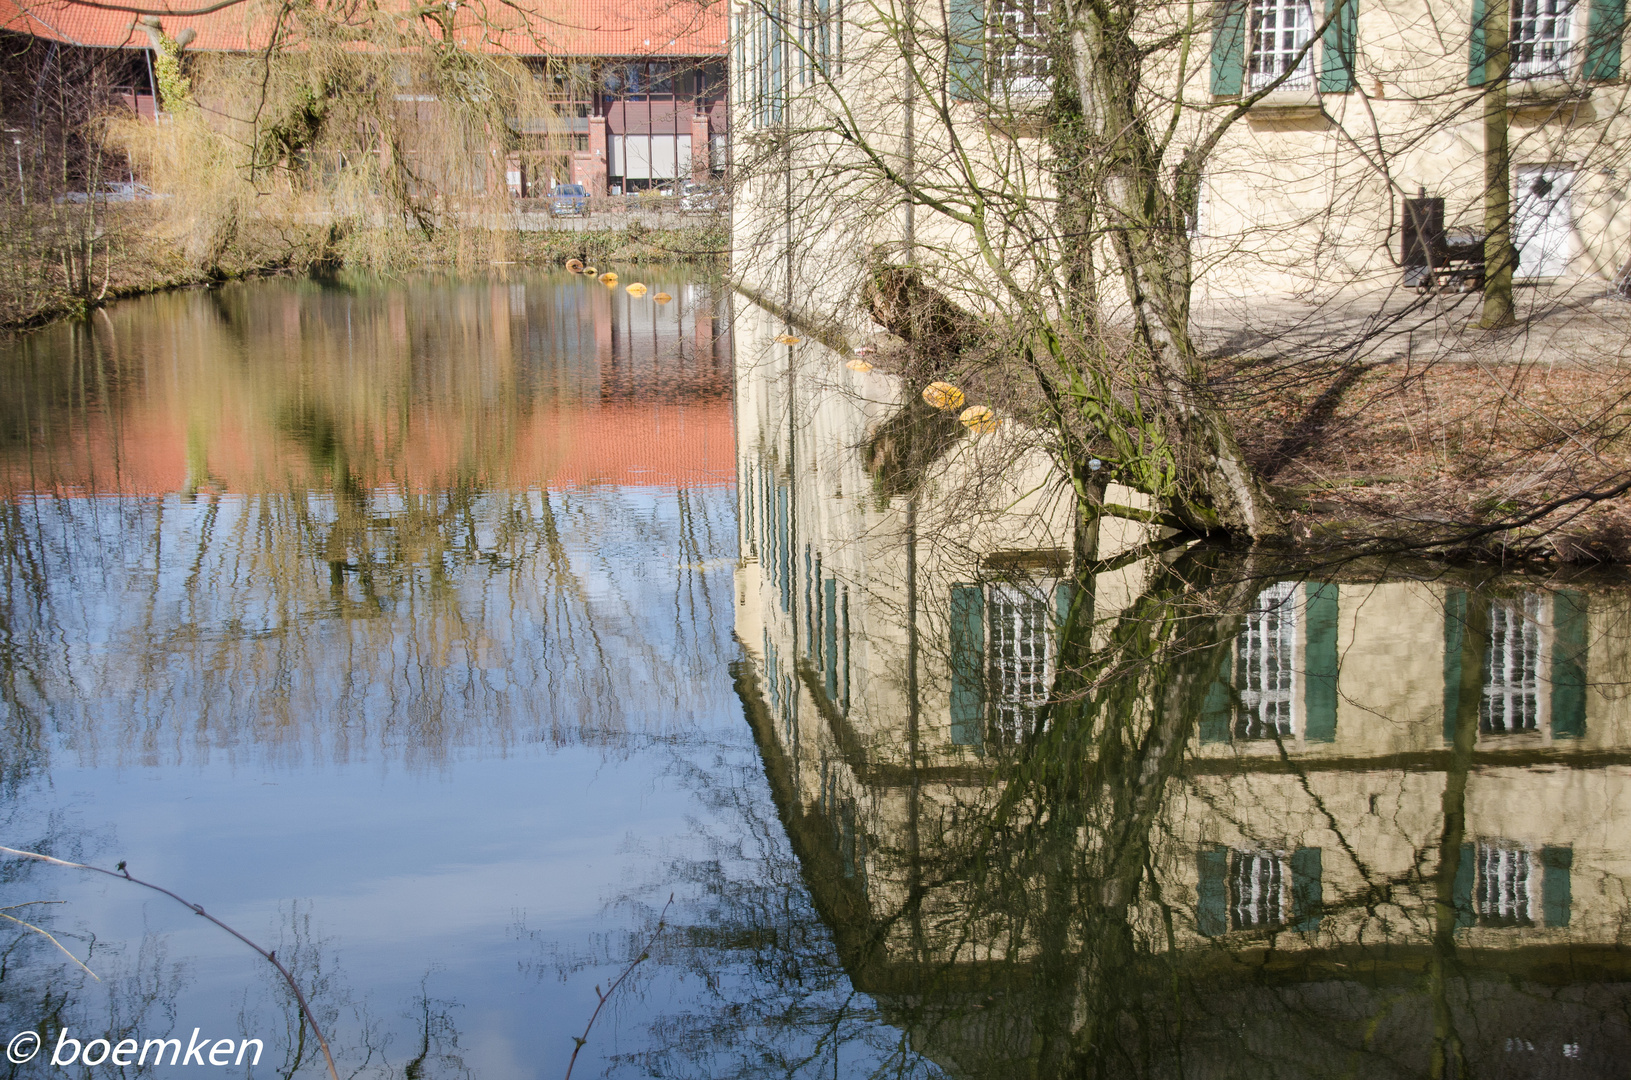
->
[0, 0, 727, 55]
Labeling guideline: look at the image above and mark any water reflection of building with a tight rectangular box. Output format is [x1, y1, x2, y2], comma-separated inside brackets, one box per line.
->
[0, 274, 731, 496]
[731, 300, 1631, 1074]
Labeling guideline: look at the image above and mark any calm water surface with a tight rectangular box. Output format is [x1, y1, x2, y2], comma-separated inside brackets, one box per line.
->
[3, 273, 1631, 1079]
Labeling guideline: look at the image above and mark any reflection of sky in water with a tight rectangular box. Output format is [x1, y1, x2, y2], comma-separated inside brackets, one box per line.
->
[0, 275, 923, 1080]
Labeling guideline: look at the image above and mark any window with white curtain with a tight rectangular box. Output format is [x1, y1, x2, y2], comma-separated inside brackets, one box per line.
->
[986, 582, 1055, 745]
[1511, 0, 1575, 77]
[1234, 581, 1300, 739]
[988, 0, 1052, 94]
[1248, 0, 1315, 90]
[1230, 850, 1287, 929]
[1482, 594, 1544, 733]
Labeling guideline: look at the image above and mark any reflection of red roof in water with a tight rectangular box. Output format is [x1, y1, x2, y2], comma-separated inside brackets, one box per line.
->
[0, 400, 735, 497]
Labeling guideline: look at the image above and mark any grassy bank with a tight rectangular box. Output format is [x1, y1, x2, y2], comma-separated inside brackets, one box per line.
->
[0, 207, 727, 332]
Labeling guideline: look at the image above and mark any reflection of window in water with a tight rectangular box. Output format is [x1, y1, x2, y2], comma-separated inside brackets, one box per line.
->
[1483, 595, 1544, 733]
[1230, 850, 1286, 930]
[986, 583, 1055, 745]
[1234, 581, 1299, 739]
[1476, 841, 1536, 927]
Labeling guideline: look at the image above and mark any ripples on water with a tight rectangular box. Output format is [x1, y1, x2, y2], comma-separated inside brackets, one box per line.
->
[2, 273, 1630, 1079]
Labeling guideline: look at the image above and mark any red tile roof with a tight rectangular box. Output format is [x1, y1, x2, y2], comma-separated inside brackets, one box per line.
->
[0, 0, 727, 55]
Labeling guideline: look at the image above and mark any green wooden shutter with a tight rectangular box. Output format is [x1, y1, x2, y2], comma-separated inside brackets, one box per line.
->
[1200, 678, 1233, 743]
[1468, 0, 1489, 85]
[1551, 590, 1588, 739]
[1542, 845, 1572, 927]
[1198, 846, 1229, 937]
[1585, 0, 1626, 80]
[824, 577, 839, 701]
[1319, 0, 1358, 92]
[948, 0, 986, 101]
[1443, 589, 1466, 741]
[950, 585, 985, 745]
[1054, 581, 1074, 631]
[1291, 847, 1323, 931]
[1304, 583, 1339, 742]
[1453, 842, 1476, 928]
[1211, 0, 1248, 95]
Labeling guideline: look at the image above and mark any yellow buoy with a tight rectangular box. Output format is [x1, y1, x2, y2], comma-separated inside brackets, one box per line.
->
[774, 333, 802, 345]
[625, 282, 648, 296]
[653, 292, 673, 304]
[845, 357, 874, 373]
[565, 258, 585, 274]
[959, 404, 998, 434]
[582, 266, 597, 277]
[922, 381, 965, 411]
[599, 271, 618, 285]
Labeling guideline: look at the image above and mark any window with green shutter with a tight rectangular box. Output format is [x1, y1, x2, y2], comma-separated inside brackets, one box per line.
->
[1304, 583, 1339, 742]
[1585, 0, 1626, 79]
[1197, 846, 1229, 937]
[1468, 0, 1490, 86]
[949, 0, 987, 99]
[1551, 590, 1588, 739]
[1291, 847, 1323, 931]
[1542, 845, 1572, 927]
[1319, 0, 1358, 91]
[1212, 0, 1248, 94]
[950, 584, 986, 745]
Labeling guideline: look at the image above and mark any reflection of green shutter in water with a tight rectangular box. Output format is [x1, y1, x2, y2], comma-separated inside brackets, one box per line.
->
[1319, 0, 1358, 92]
[1198, 846, 1229, 937]
[1452, 842, 1476, 928]
[1304, 583, 1339, 742]
[824, 578, 839, 701]
[950, 585, 985, 746]
[948, 0, 986, 100]
[1291, 847, 1323, 931]
[1211, 0, 1247, 95]
[1585, 0, 1626, 80]
[1542, 846, 1572, 927]
[1551, 590, 1588, 739]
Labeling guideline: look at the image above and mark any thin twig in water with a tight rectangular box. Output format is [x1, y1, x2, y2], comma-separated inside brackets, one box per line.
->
[0, 902, 99, 981]
[563, 893, 674, 1080]
[0, 845, 340, 1080]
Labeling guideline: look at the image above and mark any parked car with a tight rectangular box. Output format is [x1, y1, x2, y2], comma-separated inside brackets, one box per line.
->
[678, 181, 724, 213]
[56, 181, 164, 205]
[549, 183, 589, 216]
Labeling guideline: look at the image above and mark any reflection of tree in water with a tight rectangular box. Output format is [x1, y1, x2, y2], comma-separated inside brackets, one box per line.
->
[0, 278, 737, 771]
[630, 549, 1631, 1079]
[1, 836, 471, 1080]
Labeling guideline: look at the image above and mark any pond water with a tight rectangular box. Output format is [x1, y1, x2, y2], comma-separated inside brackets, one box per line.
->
[3, 273, 1630, 1080]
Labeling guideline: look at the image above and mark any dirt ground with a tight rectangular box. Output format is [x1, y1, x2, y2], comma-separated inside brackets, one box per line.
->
[1216, 287, 1631, 563]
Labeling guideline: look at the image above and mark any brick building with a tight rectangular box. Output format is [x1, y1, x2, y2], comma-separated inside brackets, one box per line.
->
[0, 0, 728, 196]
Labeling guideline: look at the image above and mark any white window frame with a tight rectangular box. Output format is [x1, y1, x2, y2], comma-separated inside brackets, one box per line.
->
[987, 0, 1052, 97]
[1482, 594, 1547, 734]
[1248, 0, 1316, 91]
[1230, 849, 1288, 930]
[985, 581, 1056, 746]
[1234, 581, 1300, 740]
[1510, 0, 1576, 79]
[1475, 840, 1539, 927]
